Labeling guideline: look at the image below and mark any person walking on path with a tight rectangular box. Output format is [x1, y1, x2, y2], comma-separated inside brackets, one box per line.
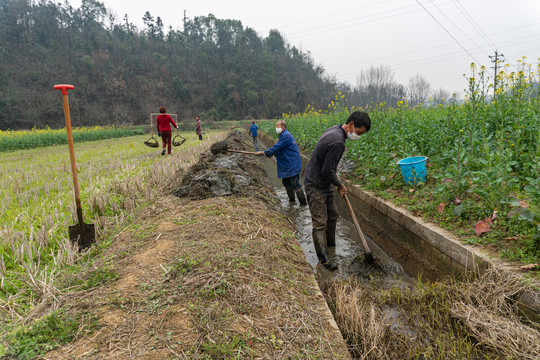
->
[195, 116, 203, 140]
[249, 121, 259, 151]
[304, 111, 371, 271]
[255, 120, 307, 206]
[156, 106, 178, 156]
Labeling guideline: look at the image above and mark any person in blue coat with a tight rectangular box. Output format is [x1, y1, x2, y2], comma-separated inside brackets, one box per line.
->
[255, 120, 307, 205]
[249, 121, 259, 150]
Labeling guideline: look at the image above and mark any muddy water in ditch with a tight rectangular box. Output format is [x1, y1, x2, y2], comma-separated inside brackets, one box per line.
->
[259, 156, 417, 286]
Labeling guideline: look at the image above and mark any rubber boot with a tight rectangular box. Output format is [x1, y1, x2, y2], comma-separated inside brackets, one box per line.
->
[295, 188, 307, 206]
[313, 231, 338, 271]
[285, 187, 296, 203]
[326, 225, 336, 247]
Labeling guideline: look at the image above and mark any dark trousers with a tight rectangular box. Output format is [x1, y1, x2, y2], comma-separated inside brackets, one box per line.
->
[305, 182, 339, 233]
[252, 136, 259, 150]
[198, 134, 203, 140]
[161, 130, 172, 154]
[282, 174, 302, 190]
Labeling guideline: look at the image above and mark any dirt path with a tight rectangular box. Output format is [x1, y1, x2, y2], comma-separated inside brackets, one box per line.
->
[45, 131, 350, 359]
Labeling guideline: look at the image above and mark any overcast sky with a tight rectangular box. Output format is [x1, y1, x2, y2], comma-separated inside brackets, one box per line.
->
[72, 0, 540, 96]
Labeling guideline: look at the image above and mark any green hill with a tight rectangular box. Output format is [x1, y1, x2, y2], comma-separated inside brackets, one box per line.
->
[0, 0, 336, 130]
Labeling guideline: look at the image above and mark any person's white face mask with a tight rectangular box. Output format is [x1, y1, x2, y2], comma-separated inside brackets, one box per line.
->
[347, 125, 361, 140]
[276, 127, 283, 134]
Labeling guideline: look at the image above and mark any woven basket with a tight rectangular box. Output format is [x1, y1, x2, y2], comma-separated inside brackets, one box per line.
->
[144, 136, 159, 148]
[172, 135, 186, 147]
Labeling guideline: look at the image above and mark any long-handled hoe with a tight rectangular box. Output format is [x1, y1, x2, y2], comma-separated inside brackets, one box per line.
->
[210, 140, 260, 155]
[54, 84, 95, 249]
[343, 193, 374, 264]
[227, 149, 259, 155]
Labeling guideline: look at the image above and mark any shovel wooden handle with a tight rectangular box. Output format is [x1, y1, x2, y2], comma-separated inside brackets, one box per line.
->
[55, 84, 83, 223]
[343, 193, 372, 258]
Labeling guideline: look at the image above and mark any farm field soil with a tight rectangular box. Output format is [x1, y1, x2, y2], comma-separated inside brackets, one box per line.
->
[43, 131, 350, 359]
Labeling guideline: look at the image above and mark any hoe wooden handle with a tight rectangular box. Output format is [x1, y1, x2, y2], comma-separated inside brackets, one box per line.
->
[228, 149, 258, 155]
[343, 194, 372, 258]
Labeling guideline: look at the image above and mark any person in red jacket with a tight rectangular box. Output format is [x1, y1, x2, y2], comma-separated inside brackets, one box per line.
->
[156, 106, 178, 155]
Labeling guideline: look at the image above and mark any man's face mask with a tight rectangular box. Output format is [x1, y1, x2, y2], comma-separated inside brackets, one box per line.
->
[276, 127, 283, 134]
[347, 125, 361, 140]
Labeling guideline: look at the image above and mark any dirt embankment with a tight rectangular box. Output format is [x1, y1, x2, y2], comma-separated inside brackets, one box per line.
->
[45, 130, 350, 359]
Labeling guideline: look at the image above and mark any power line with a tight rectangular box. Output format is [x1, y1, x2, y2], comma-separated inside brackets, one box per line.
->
[331, 42, 453, 71]
[427, 0, 489, 56]
[415, 0, 480, 63]
[273, 0, 397, 30]
[453, 0, 497, 50]
[327, 22, 540, 72]
[336, 34, 540, 80]
[285, 0, 454, 38]
[521, 46, 540, 55]
[340, 49, 474, 78]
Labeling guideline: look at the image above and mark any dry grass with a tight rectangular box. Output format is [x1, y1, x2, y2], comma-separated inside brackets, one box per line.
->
[11, 130, 351, 359]
[449, 269, 540, 360]
[322, 267, 540, 359]
[44, 187, 349, 358]
[0, 132, 226, 329]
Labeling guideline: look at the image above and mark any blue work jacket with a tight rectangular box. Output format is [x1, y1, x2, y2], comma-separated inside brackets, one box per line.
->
[250, 124, 258, 137]
[264, 129, 302, 179]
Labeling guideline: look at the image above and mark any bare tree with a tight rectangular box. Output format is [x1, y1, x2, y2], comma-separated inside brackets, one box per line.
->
[431, 87, 451, 106]
[352, 64, 405, 107]
[407, 74, 431, 107]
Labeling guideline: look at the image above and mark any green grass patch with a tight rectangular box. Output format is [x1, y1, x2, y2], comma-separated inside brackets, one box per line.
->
[199, 333, 255, 358]
[3, 310, 98, 359]
[82, 265, 119, 290]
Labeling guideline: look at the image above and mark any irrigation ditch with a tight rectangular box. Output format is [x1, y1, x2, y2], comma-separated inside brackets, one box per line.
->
[257, 131, 540, 359]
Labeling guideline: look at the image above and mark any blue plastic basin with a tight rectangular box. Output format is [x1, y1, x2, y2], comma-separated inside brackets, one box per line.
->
[397, 156, 428, 185]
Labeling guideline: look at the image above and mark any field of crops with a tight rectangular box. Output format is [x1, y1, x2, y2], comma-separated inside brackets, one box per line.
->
[0, 130, 222, 329]
[262, 60, 540, 266]
[0, 126, 144, 152]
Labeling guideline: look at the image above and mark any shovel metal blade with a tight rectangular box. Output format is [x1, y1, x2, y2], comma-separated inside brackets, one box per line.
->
[69, 222, 96, 249]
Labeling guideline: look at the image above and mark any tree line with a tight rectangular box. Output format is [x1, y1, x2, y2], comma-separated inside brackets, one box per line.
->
[0, 0, 453, 131]
[342, 64, 452, 108]
[0, 0, 337, 130]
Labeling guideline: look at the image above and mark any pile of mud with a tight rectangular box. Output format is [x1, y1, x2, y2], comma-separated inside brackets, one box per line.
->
[174, 130, 273, 200]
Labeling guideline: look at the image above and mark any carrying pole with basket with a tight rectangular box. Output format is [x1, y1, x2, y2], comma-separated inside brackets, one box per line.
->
[144, 134, 159, 148]
[172, 127, 186, 147]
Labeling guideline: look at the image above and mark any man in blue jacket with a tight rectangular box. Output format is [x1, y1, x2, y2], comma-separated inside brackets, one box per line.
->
[249, 121, 259, 151]
[256, 120, 307, 205]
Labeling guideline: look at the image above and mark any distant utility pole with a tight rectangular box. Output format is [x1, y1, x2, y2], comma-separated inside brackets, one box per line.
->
[183, 10, 188, 33]
[489, 50, 505, 96]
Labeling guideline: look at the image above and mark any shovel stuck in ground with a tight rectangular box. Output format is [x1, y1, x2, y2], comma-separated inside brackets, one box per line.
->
[343, 193, 374, 264]
[54, 84, 96, 249]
